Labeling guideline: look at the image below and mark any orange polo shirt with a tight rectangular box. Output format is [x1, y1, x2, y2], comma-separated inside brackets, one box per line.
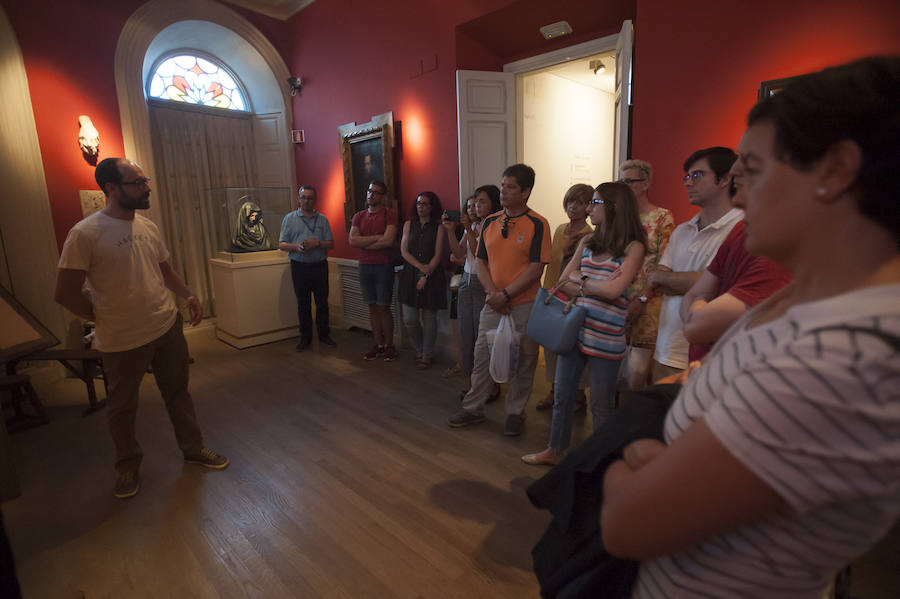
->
[476, 208, 551, 306]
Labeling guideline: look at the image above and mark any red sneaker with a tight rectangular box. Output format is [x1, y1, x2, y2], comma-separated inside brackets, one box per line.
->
[364, 344, 384, 360]
[383, 344, 398, 362]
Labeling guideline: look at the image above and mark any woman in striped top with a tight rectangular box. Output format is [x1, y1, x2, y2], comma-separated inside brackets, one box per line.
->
[523, 182, 646, 466]
[601, 57, 900, 598]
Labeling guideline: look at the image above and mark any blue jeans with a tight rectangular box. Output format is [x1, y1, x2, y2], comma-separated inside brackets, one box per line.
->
[456, 273, 485, 377]
[401, 304, 438, 359]
[549, 349, 620, 452]
[359, 263, 395, 305]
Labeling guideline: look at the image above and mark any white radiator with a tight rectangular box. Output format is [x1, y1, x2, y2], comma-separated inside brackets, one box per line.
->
[334, 258, 402, 338]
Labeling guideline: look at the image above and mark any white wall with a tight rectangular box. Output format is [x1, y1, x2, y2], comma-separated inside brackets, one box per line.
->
[520, 71, 615, 234]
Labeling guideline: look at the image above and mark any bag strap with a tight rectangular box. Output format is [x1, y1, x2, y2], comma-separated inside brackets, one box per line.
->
[546, 281, 581, 314]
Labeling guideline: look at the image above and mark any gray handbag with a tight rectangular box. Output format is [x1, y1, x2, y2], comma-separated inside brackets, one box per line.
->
[527, 283, 587, 354]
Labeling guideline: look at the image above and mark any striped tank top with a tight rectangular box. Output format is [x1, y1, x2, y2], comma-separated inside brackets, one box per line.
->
[575, 250, 628, 359]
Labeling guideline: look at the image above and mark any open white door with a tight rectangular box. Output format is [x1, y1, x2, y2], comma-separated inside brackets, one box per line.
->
[613, 20, 634, 172]
[456, 70, 515, 207]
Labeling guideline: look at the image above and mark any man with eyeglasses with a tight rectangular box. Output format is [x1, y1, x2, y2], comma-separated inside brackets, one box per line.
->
[279, 185, 336, 352]
[447, 163, 551, 437]
[349, 180, 399, 361]
[647, 147, 743, 381]
[55, 157, 229, 500]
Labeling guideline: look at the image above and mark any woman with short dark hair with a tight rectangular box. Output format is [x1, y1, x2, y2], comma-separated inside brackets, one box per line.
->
[601, 56, 900, 598]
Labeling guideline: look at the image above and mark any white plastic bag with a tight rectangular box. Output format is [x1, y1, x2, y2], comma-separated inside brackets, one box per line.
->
[489, 314, 520, 383]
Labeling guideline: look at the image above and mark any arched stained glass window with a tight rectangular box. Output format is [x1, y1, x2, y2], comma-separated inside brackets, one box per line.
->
[148, 54, 248, 111]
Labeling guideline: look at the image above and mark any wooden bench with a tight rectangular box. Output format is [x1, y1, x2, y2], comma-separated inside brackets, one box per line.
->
[26, 349, 107, 415]
[0, 373, 48, 432]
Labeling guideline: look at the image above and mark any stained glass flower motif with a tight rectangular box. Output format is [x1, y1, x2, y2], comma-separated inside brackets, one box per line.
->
[148, 55, 247, 111]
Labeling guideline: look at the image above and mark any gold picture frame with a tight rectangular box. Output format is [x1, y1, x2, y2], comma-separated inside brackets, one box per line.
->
[338, 111, 395, 230]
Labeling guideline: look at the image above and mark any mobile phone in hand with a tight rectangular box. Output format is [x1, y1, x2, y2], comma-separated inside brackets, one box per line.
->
[445, 210, 461, 222]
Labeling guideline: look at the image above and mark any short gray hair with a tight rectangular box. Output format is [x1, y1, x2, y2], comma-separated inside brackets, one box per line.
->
[619, 159, 652, 182]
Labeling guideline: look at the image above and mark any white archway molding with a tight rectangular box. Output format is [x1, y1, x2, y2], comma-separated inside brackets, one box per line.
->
[114, 0, 295, 228]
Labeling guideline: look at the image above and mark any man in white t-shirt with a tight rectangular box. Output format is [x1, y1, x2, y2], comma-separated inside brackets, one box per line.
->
[647, 147, 742, 381]
[55, 158, 229, 500]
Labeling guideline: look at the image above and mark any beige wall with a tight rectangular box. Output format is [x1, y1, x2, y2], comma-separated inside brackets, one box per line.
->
[520, 71, 614, 233]
[0, 6, 66, 342]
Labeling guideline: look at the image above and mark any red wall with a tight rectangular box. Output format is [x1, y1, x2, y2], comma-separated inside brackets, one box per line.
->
[284, 0, 512, 258]
[4, 0, 138, 252]
[7, 0, 900, 255]
[4, 0, 290, 252]
[631, 0, 900, 225]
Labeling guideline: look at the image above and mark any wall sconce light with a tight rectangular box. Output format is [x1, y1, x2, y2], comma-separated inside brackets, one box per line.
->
[287, 76, 303, 96]
[78, 115, 100, 166]
[589, 60, 606, 76]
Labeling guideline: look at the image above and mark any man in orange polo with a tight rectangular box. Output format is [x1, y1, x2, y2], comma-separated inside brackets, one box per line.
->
[447, 164, 551, 436]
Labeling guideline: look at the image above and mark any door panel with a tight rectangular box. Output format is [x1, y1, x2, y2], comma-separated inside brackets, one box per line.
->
[254, 112, 290, 188]
[614, 19, 634, 171]
[456, 70, 514, 206]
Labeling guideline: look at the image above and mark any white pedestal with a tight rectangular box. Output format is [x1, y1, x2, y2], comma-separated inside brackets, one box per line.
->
[209, 250, 298, 349]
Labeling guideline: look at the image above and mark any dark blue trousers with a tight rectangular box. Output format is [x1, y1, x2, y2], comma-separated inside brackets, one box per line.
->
[290, 260, 330, 342]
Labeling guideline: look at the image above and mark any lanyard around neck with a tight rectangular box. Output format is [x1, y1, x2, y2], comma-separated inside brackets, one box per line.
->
[300, 211, 318, 234]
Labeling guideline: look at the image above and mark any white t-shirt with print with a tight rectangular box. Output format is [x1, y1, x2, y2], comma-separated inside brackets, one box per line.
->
[653, 208, 743, 369]
[58, 212, 177, 352]
[635, 283, 900, 598]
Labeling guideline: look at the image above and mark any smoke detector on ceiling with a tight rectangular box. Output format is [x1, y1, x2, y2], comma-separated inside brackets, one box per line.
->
[539, 21, 573, 40]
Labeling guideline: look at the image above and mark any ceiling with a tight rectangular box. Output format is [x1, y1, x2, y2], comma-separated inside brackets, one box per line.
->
[458, 0, 634, 61]
[222, 0, 314, 20]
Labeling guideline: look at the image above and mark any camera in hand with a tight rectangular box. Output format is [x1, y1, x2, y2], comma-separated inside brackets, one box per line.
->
[445, 210, 461, 222]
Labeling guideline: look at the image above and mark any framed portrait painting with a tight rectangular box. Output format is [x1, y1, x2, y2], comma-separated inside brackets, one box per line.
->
[338, 112, 395, 230]
[758, 73, 810, 101]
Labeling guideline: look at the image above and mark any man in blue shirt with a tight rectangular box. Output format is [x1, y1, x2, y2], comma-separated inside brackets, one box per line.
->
[279, 185, 335, 351]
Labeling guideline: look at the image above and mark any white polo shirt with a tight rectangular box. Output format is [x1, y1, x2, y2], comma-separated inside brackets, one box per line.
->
[653, 208, 743, 369]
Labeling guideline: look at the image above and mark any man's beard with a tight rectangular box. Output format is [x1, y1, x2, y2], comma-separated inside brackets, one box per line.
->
[121, 193, 150, 210]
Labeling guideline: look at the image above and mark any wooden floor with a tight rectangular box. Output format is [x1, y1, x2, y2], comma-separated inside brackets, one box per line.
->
[4, 327, 599, 599]
[5, 326, 898, 598]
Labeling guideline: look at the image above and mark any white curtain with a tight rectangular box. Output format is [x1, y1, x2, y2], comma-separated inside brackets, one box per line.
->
[149, 103, 259, 316]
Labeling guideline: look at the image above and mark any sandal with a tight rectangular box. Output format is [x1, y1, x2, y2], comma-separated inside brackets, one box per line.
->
[416, 357, 432, 370]
[521, 448, 563, 466]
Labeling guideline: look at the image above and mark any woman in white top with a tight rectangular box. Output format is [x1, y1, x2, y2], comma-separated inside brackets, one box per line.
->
[443, 185, 501, 398]
[601, 56, 900, 598]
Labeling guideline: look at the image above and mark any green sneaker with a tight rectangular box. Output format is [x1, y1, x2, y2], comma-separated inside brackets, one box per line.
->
[447, 408, 486, 428]
[184, 448, 230, 469]
[114, 471, 140, 499]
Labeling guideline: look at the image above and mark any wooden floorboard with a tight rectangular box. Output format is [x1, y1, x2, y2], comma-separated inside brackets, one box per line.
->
[4, 327, 592, 598]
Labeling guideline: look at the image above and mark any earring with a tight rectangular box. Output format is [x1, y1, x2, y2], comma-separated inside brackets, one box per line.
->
[816, 186, 827, 197]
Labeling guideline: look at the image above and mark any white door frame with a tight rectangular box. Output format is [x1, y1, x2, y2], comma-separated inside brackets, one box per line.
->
[502, 32, 620, 75]
[502, 26, 631, 168]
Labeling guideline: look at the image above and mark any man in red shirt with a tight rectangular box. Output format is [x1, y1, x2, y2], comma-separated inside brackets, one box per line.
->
[679, 174, 794, 361]
[349, 180, 399, 361]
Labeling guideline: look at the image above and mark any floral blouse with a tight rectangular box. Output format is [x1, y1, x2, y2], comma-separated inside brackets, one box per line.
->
[627, 206, 675, 346]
